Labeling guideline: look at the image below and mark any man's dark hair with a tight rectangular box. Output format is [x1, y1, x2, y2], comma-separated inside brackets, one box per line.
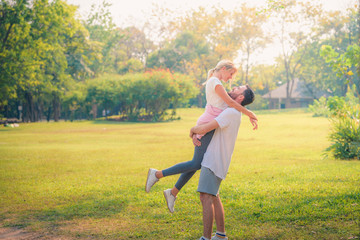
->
[241, 85, 255, 106]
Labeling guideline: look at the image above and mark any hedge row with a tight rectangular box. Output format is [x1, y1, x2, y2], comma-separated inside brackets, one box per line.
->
[63, 69, 199, 121]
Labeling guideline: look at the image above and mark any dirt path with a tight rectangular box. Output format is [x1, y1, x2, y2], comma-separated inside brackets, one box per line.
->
[0, 228, 44, 240]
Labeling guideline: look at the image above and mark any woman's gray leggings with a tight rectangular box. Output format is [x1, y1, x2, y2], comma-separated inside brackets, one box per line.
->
[162, 130, 215, 191]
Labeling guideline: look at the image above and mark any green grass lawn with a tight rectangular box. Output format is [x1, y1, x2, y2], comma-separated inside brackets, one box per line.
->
[0, 108, 359, 239]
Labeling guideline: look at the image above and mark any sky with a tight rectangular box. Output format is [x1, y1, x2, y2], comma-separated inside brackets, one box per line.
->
[66, 0, 358, 65]
[67, 0, 356, 27]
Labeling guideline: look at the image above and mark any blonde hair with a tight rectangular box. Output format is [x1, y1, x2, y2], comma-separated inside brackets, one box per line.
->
[203, 60, 237, 86]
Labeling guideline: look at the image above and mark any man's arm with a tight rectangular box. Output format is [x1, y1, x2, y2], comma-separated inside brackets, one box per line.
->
[189, 119, 220, 138]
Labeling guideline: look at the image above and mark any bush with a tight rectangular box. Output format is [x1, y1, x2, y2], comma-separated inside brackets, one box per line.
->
[326, 103, 360, 160]
[309, 97, 329, 117]
[309, 96, 345, 117]
[85, 70, 198, 122]
[324, 88, 360, 160]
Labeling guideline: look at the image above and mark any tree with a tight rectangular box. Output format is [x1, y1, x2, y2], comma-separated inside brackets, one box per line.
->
[64, 20, 99, 81]
[25, 0, 87, 122]
[146, 31, 209, 73]
[114, 26, 154, 73]
[156, 7, 240, 106]
[0, 0, 95, 121]
[272, 0, 325, 106]
[247, 64, 277, 95]
[0, 0, 32, 116]
[296, 7, 359, 97]
[296, 41, 339, 97]
[232, 4, 270, 84]
[84, 0, 120, 75]
[321, 44, 360, 97]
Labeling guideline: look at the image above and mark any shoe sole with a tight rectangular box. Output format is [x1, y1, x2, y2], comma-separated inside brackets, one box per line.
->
[163, 190, 174, 213]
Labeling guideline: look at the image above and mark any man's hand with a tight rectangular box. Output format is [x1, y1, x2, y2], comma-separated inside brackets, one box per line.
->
[190, 126, 201, 146]
[192, 134, 201, 147]
[189, 120, 219, 138]
[250, 118, 258, 130]
[189, 127, 195, 138]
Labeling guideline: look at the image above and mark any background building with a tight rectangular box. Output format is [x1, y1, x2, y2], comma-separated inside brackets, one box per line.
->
[262, 79, 328, 109]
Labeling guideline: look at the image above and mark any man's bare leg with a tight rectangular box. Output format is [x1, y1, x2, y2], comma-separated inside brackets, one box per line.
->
[213, 194, 226, 234]
[200, 192, 215, 239]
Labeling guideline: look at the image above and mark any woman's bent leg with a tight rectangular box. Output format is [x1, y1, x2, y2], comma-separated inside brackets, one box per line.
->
[162, 130, 215, 177]
[168, 130, 215, 191]
[174, 170, 196, 191]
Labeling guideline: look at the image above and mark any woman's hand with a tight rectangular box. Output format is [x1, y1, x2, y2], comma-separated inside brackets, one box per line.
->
[250, 118, 258, 130]
[247, 110, 258, 121]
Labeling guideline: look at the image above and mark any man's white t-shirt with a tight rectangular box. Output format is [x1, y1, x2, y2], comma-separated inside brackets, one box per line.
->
[206, 77, 228, 110]
[201, 108, 242, 179]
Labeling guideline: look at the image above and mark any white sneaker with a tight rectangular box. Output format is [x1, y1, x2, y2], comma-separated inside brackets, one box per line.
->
[211, 234, 228, 240]
[163, 189, 176, 213]
[145, 168, 159, 193]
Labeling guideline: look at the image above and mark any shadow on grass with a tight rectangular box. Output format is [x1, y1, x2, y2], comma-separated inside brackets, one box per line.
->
[11, 197, 128, 228]
[0, 127, 21, 132]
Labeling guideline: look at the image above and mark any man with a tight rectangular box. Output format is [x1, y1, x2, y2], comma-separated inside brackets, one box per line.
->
[145, 85, 257, 214]
[189, 85, 256, 240]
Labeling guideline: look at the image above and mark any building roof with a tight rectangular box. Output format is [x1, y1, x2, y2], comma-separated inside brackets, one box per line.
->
[262, 78, 324, 99]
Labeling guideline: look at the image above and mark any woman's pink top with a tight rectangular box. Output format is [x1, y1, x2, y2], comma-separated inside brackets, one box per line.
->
[196, 104, 224, 139]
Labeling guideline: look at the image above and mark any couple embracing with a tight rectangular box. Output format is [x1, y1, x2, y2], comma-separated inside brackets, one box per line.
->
[146, 60, 257, 240]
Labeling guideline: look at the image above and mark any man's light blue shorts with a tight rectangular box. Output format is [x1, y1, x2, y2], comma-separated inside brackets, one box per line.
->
[197, 166, 222, 196]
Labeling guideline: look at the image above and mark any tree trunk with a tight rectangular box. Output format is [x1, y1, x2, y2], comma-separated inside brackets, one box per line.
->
[92, 103, 97, 119]
[47, 106, 51, 122]
[53, 95, 60, 122]
[24, 91, 35, 122]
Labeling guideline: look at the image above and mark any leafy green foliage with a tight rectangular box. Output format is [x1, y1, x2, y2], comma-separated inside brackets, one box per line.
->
[62, 87, 85, 121]
[84, 70, 198, 122]
[309, 96, 346, 117]
[1, 0, 359, 120]
[318, 36, 360, 160]
[0, 0, 95, 121]
[146, 31, 209, 74]
[325, 90, 360, 160]
[320, 44, 360, 97]
[327, 110, 360, 160]
[310, 88, 360, 160]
